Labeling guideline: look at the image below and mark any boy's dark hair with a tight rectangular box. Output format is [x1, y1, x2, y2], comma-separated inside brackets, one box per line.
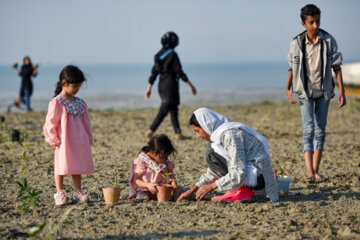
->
[54, 65, 86, 97]
[189, 113, 201, 127]
[141, 134, 176, 156]
[301, 4, 321, 22]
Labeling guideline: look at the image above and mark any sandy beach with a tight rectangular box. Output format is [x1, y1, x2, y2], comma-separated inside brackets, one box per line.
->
[0, 100, 359, 239]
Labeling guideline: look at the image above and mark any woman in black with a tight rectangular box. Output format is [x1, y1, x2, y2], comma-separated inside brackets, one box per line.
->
[145, 32, 196, 140]
[13, 56, 37, 112]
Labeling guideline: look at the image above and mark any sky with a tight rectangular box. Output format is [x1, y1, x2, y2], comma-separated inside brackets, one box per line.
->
[1, 0, 360, 65]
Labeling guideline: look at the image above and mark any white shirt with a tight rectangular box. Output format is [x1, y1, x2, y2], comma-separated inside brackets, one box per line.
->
[305, 34, 323, 98]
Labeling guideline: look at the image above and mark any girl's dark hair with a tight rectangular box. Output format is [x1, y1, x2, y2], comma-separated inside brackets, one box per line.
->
[301, 4, 321, 22]
[23, 56, 32, 67]
[141, 134, 176, 156]
[54, 65, 86, 97]
[189, 113, 200, 127]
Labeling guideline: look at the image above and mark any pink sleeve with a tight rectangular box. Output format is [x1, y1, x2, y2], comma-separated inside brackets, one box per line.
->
[133, 157, 147, 175]
[81, 102, 93, 145]
[43, 99, 62, 146]
[167, 160, 175, 172]
[128, 156, 147, 199]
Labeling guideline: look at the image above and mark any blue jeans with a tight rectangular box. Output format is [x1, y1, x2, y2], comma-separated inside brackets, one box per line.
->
[20, 88, 31, 111]
[299, 96, 330, 153]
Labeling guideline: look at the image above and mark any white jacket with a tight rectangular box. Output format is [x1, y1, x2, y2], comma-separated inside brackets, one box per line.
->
[288, 29, 342, 100]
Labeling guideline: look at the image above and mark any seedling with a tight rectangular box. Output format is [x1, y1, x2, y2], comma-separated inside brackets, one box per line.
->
[16, 178, 42, 214]
[276, 167, 287, 178]
[18, 127, 34, 180]
[161, 171, 175, 184]
[113, 176, 121, 188]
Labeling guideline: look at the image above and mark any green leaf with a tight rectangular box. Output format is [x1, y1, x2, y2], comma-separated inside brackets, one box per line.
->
[25, 144, 34, 148]
[21, 151, 27, 160]
[29, 222, 46, 237]
[16, 181, 24, 188]
[20, 166, 27, 174]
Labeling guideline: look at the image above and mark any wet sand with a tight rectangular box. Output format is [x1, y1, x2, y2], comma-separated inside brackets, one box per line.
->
[0, 100, 359, 239]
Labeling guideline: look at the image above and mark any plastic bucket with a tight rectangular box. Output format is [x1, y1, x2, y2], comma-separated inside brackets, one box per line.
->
[277, 176, 291, 194]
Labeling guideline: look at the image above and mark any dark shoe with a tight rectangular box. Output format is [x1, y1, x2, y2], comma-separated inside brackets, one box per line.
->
[145, 130, 153, 140]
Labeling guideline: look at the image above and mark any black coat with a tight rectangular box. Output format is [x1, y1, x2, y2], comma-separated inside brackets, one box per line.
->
[148, 49, 189, 105]
[19, 65, 36, 97]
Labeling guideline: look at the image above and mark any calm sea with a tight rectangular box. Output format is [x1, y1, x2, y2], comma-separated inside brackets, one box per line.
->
[0, 62, 288, 112]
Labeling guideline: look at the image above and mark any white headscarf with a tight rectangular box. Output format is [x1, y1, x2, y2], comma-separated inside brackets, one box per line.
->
[194, 107, 270, 157]
[194, 108, 270, 187]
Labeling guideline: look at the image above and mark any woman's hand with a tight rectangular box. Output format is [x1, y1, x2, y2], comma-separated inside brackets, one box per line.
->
[196, 182, 218, 200]
[147, 183, 159, 195]
[145, 84, 152, 99]
[186, 81, 197, 95]
[176, 185, 198, 202]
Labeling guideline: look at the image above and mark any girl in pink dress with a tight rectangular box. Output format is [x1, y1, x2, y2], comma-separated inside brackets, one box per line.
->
[43, 65, 95, 206]
[129, 134, 182, 200]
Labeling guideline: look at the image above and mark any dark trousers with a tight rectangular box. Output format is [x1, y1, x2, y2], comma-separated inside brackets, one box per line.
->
[150, 103, 181, 134]
[20, 88, 31, 111]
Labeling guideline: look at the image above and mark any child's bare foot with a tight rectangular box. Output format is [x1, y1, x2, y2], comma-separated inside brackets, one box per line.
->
[314, 173, 323, 180]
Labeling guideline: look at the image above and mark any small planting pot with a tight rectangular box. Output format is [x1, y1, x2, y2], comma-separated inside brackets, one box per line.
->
[277, 176, 292, 196]
[156, 184, 173, 202]
[103, 187, 121, 205]
[275, 169, 291, 196]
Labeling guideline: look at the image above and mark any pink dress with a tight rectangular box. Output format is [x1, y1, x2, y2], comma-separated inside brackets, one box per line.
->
[128, 151, 175, 199]
[43, 96, 95, 176]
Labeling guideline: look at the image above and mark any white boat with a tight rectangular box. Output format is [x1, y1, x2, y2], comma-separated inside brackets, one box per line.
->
[335, 62, 360, 96]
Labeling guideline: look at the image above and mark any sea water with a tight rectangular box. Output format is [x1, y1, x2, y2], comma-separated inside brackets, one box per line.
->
[0, 62, 288, 112]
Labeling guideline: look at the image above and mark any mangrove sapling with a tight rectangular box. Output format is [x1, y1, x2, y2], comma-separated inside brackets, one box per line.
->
[18, 127, 34, 179]
[161, 171, 175, 184]
[16, 178, 42, 214]
[103, 174, 122, 205]
[156, 171, 175, 202]
[15, 127, 42, 214]
[4, 128, 18, 161]
[28, 206, 74, 239]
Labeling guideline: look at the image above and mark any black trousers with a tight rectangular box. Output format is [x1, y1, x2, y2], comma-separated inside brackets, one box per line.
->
[150, 103, 181, 134]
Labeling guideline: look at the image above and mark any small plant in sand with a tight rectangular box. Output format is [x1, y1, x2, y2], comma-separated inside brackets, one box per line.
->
[112, 175, 121, 188]
[29, 206, 74, 239]
[103, 172, 122, 205]
[14, 127, 42, 214]
[161, 171, 175, 184]
[16, 178, 42, 214]
[18, 127, 34, 179]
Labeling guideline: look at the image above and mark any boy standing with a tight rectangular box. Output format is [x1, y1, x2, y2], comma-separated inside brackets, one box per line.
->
[286, 4, 346, 183]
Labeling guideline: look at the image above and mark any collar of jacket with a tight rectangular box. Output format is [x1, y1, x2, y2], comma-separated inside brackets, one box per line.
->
[294, 29, 329, 53]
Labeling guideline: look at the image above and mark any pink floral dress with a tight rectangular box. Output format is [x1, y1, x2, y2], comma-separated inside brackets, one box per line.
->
[43, 96, 95, 176]
[128, 151, 175, 199]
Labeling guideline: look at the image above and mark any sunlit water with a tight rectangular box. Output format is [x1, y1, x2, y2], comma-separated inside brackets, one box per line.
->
[0, 62, 289, 112]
